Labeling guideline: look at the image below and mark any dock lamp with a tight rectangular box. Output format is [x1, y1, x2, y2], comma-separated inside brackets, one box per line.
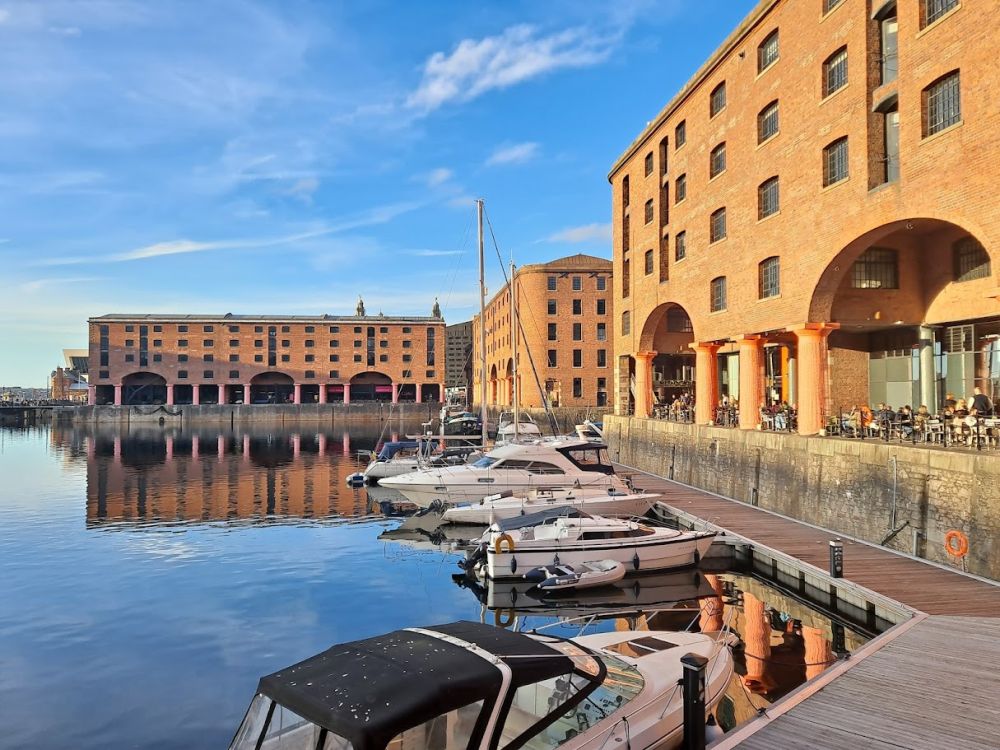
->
[829, 539, 844, 578]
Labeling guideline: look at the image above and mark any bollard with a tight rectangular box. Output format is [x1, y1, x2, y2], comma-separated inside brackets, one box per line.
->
[829, 539, 844, 578]
[681, 653, 708, 750]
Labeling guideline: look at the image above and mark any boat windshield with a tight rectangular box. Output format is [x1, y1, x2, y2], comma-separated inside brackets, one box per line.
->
[386, 699, 485, 750]
[472, 456, 497, 469]
[498, 650, 643, 750]
[230, 694, 346, 750]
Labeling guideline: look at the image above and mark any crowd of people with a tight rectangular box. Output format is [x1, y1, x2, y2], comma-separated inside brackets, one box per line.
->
[838, 387, 996, 445]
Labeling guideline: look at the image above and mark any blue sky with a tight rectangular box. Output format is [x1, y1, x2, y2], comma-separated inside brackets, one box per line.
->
[0, 0, 756, 385]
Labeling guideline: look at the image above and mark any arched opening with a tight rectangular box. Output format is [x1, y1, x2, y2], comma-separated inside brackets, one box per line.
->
[122, 372, 167, 406]
[349, 371, 392, 402]
[811, 218, 999, 414]
[505, 359, 514, 405]
[489, 364, 498, 406]
[638, 303, 696, 410]
[250, 372, 294, 404]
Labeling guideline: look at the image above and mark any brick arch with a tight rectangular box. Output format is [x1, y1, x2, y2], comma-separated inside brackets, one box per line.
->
[638, 302, 697, 352]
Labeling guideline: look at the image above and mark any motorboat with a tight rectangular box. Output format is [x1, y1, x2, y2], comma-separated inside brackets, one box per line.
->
[575, 419, 605, 442]
[444, 412, 482, 435]
[495, 410, 544, 445]
[228, 620, 733, 750]
[379, 439, 621, 508]
[524, 559, 626, 592]
[441, 481, 657, 525]
[361, 441, 482, 484]
[463, 507, 716, 580]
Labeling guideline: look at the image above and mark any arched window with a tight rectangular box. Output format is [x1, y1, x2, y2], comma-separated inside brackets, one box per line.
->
[758, 176, 780, 219]
[923, 70, 960, 137]
[758, 30, 779, 73]
[953, 237, 990, 282]
[710, 277, 727, 312]
[710, 208, 727, 243]
[822, 46, 848, 97]
[758, 100, 779, 143]
[710, 142, 727, 178]
[759, 257, 780, 298]
[710, 82, 727, 117]
[823, 137, 849, 186]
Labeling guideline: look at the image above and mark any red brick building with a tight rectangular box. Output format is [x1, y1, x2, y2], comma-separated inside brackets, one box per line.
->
[611, 0, 999, 433]
[88, 305, 446, 406]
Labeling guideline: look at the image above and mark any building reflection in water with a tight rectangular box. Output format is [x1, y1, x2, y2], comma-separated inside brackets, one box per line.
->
[52, 426, 388, 526]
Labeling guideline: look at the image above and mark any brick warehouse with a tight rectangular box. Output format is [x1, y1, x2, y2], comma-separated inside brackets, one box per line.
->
[87, 302, 446, 406]
[610, 0, 1000, 434]
[472, 254, 613, 409]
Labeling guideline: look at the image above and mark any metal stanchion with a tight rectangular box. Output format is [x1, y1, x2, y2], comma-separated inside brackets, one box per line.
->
[681, 653, 708, 750]
[829, 539, 844, 578]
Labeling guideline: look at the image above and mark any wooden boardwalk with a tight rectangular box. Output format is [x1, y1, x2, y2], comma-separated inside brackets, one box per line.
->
[614, 465, 1000, 749]
[622, 466, 1000, 616]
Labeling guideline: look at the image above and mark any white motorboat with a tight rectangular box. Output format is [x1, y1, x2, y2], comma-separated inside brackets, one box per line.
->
[464, 508, 716, 580]
[228, 620, 733, 750]
[524, 559, 626, 592]
[495, 410, 544, 445]
[575, 419, 605, 442]
[379, 438, 621, 507]
[441, 482, 657, 525]
[362, 441, 481, 484]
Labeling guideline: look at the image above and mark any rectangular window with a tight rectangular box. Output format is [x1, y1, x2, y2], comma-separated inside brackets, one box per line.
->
[572, 276, 582, 291]
[675, 231, 686, 261]
[573, 378, 582, 398]
[229, 370, 239, 379]
[402, 354, 411, 362]
[823, 137, 849, 186]
[178, 325, 189, 333]
[402, 340, 411, 348]
[178, 354, 188, 363]
[622, 311, 631, 335]
[924, 0, 958, 27]
[281, 354, 291, 362]
[573, 350, 582, 368]
[304, 339, 314, 347]
[229, 354, 239, 362]
[124, 354, 134, 362]
[329, 354, 340, 362]
[203, 370, 214, 378]
[596, 276, 606, 291]
[548, 299, 557, 315]
[880, 15, 898, 84]
[329, 325, 340, 333]
[177, 370, 187, 379]
[254, 355, 263, 363]
[254, 326, 263, 333]
[758, 30, 779, 73]
[675, 174, 686, 203]
[573, 323, 582, 341]
[675, 120, 686, 147]
[851, 248, 899, 289]
[759, 257, 780, 298]
[304, 370, 315, 379]
[402, 326, 410, 333]
[644, 152, 653, 176]
[228, 339, 238, 347]
[547, 349, 557, 367]
[710, 277, 727, 312]
[758, 177, 780, 219]
[329, 370, 339, 379]
[758, 101, 779, 143]
[124, 325, 134, 332]
[281, 339, 290, 347]
[203, 354, 213, 362]
[710, 143, 726, 178]
[710, 208, 727, 243]
[203, 339, 214, 347]
[596, 299, 606, 315]
[228, 325, 240, 333]
[125, 339, 134, 347]
[572, 299, 582, 315]
[547, 276, 557, 291]
[547, 323, 557, 341]
[597, 349, 607, 368]
[596, 323, 607, 341]
[282, 326, 290, 333]
[710, 82, 726, 117]
[305, 326, 314, 333]
[622, 254, 630, 298]
[644, 249, 654, 275]
[644, 199, 654, 224]
[353, 354, 362, 362]
[426, 327, 436, 366]
[883, 109, 900, 183]
[924, 71, 960, 136]
[305, 354, 315, 362]
[823, 48, 848, 97]
[203, 325, 214, 333]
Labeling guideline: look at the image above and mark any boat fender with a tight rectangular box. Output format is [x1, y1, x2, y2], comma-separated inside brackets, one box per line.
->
[944, 530, 969, 558]
[632, 579, 641, 597]
[553, 553, 560, 566]
[494, 608, 515, 628]
[346, 473, 366, 487]
[694, 548, 701, 565]
[632, 553, 641, 571]
[494, 533, 515, 554]
[510, 556, 517, 574]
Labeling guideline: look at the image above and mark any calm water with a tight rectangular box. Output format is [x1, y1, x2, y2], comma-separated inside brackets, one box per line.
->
[0, 424, 879, 749]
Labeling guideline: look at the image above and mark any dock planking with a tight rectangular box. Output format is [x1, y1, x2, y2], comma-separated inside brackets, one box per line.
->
[619, 465, 1000, 617]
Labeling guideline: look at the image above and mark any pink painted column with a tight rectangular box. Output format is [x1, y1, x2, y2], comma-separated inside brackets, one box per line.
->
[114, 385, 123, 406]
[192, 385, 200, 406]
[634, 351, 657, 418]
[415, 384, 423, 404]
[342, 432, 350, 456]
[318, 384, 327, 404]
[691, 343, 720, 425]
[391, 383, 399, 404]
[166, 384, 175, 406]
[738, 336, 765, 429]
[217, 435, 225, 461]
[803, 627, 834, 680]
[87, 437, 96, 460]
[88, 386, 96, 406]
[343, 384, 351, 405]
[243, 384, 251, 405]
[113, 436, 122, 459]
[191, 435, 200, 460]
[219, 386, 228, 406]
[791, 323, 838, 435]
[293, 384, 302, 405]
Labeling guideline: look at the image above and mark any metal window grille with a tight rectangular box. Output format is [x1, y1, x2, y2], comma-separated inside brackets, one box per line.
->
[666, 307, 692, 332]
[824, 0, 844, 12]
[944, 324, 973, 353]
[622, 176, 629, 207]
[675, 174, 686, 202]
[823, 48, 848, 97]
[925, 72, 960, 136]
[710, 208, 727, 243]
[954, 237, 991, 282]
[573, 323, 582, 341]
[710, 277, 727, 312]
[710, 82, 726, 117]
[572, 276, 582, 291]
[759, 257, 780, 298]
[644, 152, 654, 176]
[758, 177, 780, 219]
[675, 232, 686, 261]
[644, 199, 654, 223]
[597, 323, 607, 341]
[596, 299, 606, 314]
[823, 137, 849, 186]
[547, 350, 557, 367]
[758, 101, 779, 142]
[623, 257, 630, 297]
[622, 311, 631, 335]
[710, 143, 726, 178]
[758, 31, 779, 72]
[675, 121, 686, 147]
[925, 0, 958, 26]
[644, 249, 654, 274]
[596, 276, 606, 291]
[851, 248, 898, 289]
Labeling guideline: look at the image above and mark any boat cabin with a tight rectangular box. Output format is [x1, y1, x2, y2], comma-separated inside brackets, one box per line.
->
[229, 621, 645, 750]
[468, 441, 613, 477]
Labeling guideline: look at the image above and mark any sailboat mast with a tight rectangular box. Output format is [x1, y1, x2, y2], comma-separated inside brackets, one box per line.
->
[477, 199, 488, 448]
[511, 261, 519, 441]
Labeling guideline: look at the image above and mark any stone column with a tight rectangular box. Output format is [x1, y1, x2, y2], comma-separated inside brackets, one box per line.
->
[242, 384, 250, 405]
[391, 383, 399, 404]
[219, 386, 227, 406]
[342, 432, 350, 455]
[343, 384, 351, 405]
[318, 384, 327, 404]
[114, 384, 123, 406]
[634, 351, 657, 418]
[742, 593, 773, 694]
[698, 574, 725, 633]
[787, 354, 798, 407]
[317, 434, 327, 456]
[292, 434, 301, 459]
[217, 435, 225, 460]
[88, 386, 96, 406]
[113, 436, 122, 459]
[918, 325, 936, 412]
[803, 626, 834, 681]
[415, 384, 423, 403]
[165, 436, 174, 462]
[691, 343, 721, 425]
[242, 434, 250, 462]
[738, 336, 765, 429]
[293, 384, 302, 405]
[792, 323, 838, 435]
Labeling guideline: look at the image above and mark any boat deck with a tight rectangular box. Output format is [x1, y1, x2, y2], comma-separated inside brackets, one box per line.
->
[614, 464, 1000, 749]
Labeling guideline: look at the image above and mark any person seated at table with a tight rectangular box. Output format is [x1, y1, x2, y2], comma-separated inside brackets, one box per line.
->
[914, 405, 930, 434]
[944, 393, 958, 410]
[897, 405, 914, 437]
[774, 401, 791, 430]
[970, 387, 994, 416]
[954, 399, 969, 418]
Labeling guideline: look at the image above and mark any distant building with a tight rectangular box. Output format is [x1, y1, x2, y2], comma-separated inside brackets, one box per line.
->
[472, 254, 613, 409]
[50, 367, 89, 402]
[87, 302, 446, 406]
[445, 321, 473, 393]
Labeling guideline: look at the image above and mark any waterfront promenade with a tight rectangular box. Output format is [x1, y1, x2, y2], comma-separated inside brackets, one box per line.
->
[619, 465, 1000, 749]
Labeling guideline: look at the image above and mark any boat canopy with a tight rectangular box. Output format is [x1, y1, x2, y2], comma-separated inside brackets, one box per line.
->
[375, 441, 420, 461]
[556, 443, 615, 475]
[494, 506, 586, 533]
[255, 622, 575, 750]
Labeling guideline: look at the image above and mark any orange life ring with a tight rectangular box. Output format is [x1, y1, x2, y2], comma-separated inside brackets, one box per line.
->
[494, 608, 515, 628]
[944, 530, 969, 558]
[494, 533, 515, 554]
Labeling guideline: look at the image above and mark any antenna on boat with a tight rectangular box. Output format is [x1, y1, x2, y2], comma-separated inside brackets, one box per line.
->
[511, 260, 519, 443]
[477, 199, 489, 449]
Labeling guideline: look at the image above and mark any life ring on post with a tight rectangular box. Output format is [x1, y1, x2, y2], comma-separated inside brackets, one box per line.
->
[494, 533, 515, 554]
[494, 608, 515, 628]
[944, 530, 969, 558]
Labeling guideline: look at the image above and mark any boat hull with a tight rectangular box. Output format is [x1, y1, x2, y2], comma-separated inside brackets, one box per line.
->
[442, 492, 655, 525]
[381, 474, 619, 507]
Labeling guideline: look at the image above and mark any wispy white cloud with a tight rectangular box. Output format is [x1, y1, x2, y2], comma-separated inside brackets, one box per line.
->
[19, 276, 105, 293]
[407, 24, 617, 113]
[407, 249, 463, 257]
[424, 167, 453, 187]
[283, 176, 320, 203]
[546, 223, 612, 243]
[0, 9, 10, 24]
[486, 142, 539, 166]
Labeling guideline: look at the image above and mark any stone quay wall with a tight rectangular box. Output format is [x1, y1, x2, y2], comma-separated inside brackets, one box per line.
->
[69, 402, 446, 426]
[605, 415, 1000, 582]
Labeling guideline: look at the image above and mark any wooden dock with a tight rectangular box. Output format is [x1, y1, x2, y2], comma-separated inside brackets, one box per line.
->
[616, 464, 1000, 749]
